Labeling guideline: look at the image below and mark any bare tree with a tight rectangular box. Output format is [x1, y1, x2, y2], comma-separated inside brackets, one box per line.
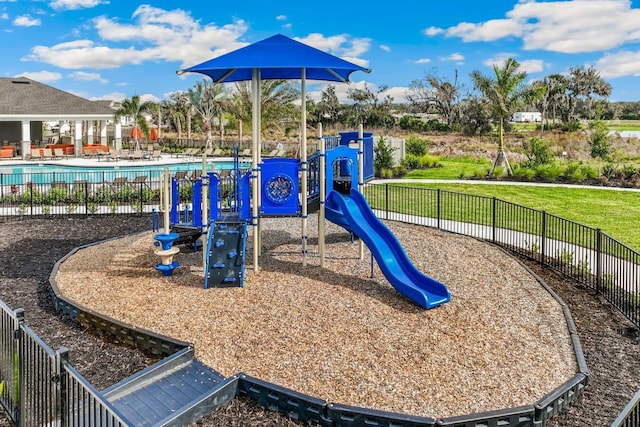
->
[407, 69, 461, 126]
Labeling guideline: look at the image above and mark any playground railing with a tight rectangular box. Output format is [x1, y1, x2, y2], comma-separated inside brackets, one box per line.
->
[0, 300, 129, 426]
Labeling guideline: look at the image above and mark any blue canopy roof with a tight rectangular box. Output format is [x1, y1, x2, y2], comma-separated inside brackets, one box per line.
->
[178, 34, 370, 83]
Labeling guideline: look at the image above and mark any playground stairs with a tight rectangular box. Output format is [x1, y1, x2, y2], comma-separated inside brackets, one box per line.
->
[101, 347, 238, 427]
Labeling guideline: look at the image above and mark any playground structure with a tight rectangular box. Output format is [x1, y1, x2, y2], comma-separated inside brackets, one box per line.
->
[154, 126, 451, 310]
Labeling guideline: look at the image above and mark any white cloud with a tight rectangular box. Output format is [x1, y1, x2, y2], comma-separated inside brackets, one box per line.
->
[295, 33, 370, 67]
[14, 15, 40, 26]
[596, 50, 640, 77]
[483, 53, 518, 68]
[1, 13, 8, 20]
[69, 70, 108, 83]
[23, 5, 249, 69]
[427, 0, 640, 54]
[482, 54, 544, 74]
[380, 44, 390, 52]
[414, 58, 431, 64]
[440, 52, 464, 62]
[90, 91, 126, 101]
[17, 70, 62, 82]
[49, 0, 109, 11]
[423, 26, 443, 36]
[384, 86, 410, 103]
[518, 59, 545, 74]
[276, 15, 287, 21]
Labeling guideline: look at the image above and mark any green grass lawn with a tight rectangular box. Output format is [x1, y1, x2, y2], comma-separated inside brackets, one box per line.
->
[378, 181, 640, 250]
[404, 159, 491, 180]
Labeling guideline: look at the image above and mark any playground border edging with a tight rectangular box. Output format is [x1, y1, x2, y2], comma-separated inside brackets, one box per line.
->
[48, 233, 191, 358]
[46, 229, 590, 427]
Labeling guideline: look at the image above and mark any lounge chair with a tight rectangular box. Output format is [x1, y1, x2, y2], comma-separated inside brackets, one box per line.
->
[265, 149, 278, 157]
[105, 149, 120, 162]
[151, 149, 162, 160]
[190, 170, 202, 180]
[53, 148, 66, 159]
[241, 148, 251, 157]
[110, 176, 128, 190]
[30, 149, 43, 161]
[130, 150, 144, 161]
[275, 149, 287, 157]
[51, 181, 68, 190]
[174, 170, 188, 181]
[180, 148, 196, 157]
[131, 175, 149, 188]
[212, 148, 222, 157]
[42, 148, 54, 160]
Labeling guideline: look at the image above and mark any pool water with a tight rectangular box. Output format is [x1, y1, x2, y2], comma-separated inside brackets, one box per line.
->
[0, 161, 248, 185]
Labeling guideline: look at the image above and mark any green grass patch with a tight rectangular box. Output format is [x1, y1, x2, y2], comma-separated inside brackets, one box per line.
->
[366, 182, 640, 250]
[404, 158, 491, 180]
[606, 120, 640, 131]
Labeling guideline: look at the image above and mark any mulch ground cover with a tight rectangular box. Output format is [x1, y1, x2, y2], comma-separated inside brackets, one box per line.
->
[0, 215, 637, 426]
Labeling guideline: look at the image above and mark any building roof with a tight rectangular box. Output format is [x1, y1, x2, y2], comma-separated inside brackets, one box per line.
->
[0, 77, 115, 121]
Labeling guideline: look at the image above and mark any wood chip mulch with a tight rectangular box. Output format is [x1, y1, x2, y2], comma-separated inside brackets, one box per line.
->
[54, 216, 578, 420]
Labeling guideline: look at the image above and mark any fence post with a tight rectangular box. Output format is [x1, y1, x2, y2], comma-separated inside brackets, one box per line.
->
[596, 228, 602, 294]
[541, 211, 547, 264]
[492, 197, 497, 243]
[14, 308, 24, 427]
[84, 181, 89, 216]
[437, 189, 441, 230]
[385, 184, 389, 221]
[55, 347, 69, 426]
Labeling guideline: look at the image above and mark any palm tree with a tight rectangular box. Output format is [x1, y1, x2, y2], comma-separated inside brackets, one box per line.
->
[113, 95, 156, 151]
[176, 92, 193, 144]
[230, 79, 299, 142]
[471, 58, 545, 175]
[188, 79, 227, 150]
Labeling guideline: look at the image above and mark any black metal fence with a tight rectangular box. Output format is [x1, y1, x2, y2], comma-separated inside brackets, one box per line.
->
[0, 301, 128, 426]
[0, 170, 188, 217]
[363, 184, 640, 329]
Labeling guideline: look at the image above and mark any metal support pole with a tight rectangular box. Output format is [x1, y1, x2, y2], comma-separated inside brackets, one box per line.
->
[318, 123, 326, 268]
[358, 124, 364, 260]
[301, 69, 308, 266]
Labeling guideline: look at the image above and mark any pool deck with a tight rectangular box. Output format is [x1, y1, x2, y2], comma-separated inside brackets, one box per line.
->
[0, 154, 238, 169]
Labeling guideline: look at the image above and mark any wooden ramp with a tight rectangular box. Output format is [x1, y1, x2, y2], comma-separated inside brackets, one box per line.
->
[101, 347, 237, 426]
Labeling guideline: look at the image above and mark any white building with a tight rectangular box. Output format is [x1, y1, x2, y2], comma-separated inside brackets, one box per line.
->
[512, 112, 542, 123]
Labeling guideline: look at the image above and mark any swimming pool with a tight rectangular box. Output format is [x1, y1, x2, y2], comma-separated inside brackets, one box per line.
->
[0, 161, 249, 185]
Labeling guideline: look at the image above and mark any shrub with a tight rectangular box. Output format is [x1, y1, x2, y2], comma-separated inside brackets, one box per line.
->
[534, 163, 564, 181]
[420, 154, 441, 168]
[588, 119, 614, 161]
[522, 137, 552, 167]
[400, 154, 420, 170]
[20, 188, 43, 204]
[601, 163, 618, 179]
[374, 136, 396, 176]
[512, 165, 536, 180]
[45, 188, 68, 204]
[405, 134, 429, 157]
[621, 164, 639, 180]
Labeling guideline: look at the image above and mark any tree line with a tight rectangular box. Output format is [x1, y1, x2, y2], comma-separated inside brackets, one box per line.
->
[114, 57, 631, 170]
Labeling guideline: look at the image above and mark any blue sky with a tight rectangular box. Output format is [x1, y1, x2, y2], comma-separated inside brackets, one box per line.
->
[2, 0, 640, 104]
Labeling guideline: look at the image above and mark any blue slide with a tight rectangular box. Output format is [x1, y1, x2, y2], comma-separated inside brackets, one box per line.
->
[325, 189, 451, 309]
